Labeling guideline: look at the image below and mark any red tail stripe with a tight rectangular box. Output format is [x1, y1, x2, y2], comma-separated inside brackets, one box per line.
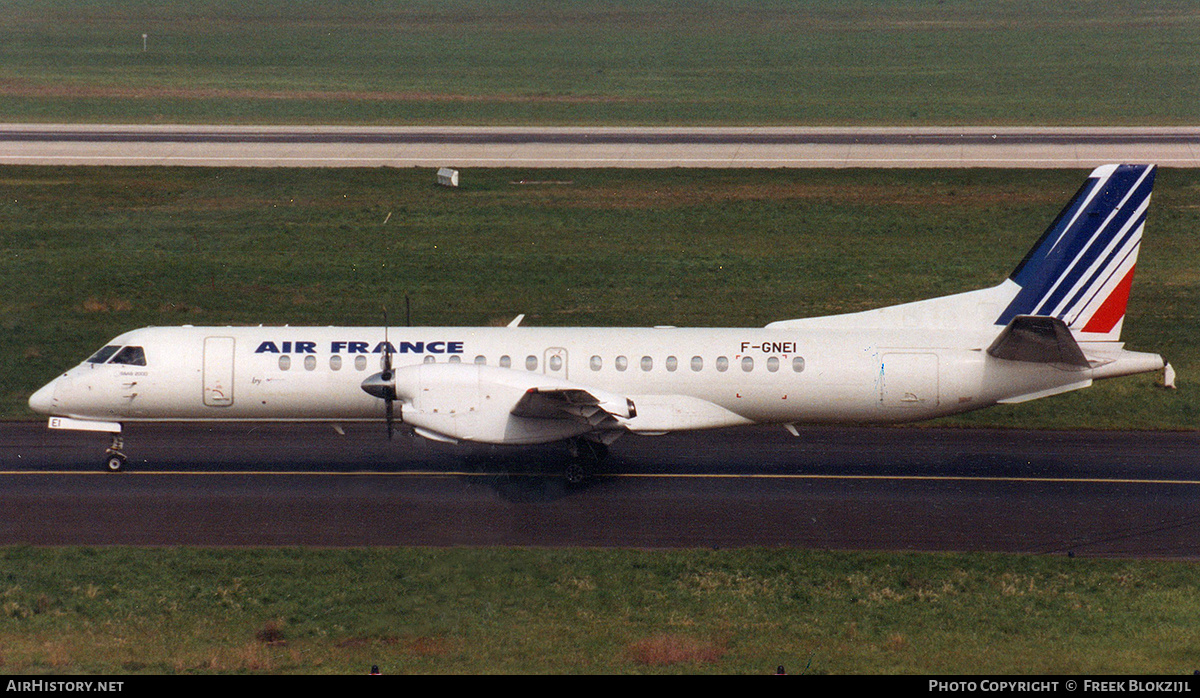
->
[1081, 265, 1136, 334]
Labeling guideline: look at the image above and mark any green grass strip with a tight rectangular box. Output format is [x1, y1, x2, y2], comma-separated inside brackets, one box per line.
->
[1, 0, 1198, 125]
[1, 546, 1199, 674]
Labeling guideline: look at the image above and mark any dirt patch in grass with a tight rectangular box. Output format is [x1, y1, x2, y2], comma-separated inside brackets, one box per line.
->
[82, 297, 133, 313]
[255, 619, 287, 645]
[626, 633, 728, 667]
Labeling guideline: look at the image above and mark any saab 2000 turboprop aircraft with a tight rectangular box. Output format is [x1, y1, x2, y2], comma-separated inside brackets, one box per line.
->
[29, 164, 1168, 481]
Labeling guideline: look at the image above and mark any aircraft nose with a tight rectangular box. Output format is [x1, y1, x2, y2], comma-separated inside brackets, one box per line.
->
[28, 378, 59, 414]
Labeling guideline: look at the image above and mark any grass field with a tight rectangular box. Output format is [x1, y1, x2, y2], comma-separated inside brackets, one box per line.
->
[2, 546, 1199, 674]
[3, 165, 1196, 427]
[2, 0, 1198, 125]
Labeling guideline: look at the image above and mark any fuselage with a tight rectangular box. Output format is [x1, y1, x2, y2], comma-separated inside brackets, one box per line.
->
[29, 320, 1154, 441]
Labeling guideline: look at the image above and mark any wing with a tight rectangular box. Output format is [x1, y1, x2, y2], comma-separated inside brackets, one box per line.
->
[511, 387, 636, 431]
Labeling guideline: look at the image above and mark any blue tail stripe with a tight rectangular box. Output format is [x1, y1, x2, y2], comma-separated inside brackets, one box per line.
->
[1031, 172, 1152, 316]
[996, 164, 1153, 326]
[1008, 179, 1098, 288]
[1059, 208, 1146, 320]
[1000, 181, 1103, 323]
[1071, 239, 1140, 326]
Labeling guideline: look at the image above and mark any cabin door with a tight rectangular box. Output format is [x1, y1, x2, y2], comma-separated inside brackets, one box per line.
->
[203, 336, 236, 407]
[880, 352, 939, 408]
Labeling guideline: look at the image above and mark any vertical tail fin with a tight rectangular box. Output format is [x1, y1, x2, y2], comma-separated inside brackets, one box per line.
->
[996, 164, 1156, 341]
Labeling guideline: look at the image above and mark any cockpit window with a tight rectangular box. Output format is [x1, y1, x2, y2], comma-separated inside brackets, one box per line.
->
[110, 346, 147, 366]
[87, 346, 121, 364]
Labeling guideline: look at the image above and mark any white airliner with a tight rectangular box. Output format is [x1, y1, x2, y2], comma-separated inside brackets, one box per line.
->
[29, 164, 1167, 481]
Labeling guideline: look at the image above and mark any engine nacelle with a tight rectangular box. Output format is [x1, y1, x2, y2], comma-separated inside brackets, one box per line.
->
[387, 363, 627, 445]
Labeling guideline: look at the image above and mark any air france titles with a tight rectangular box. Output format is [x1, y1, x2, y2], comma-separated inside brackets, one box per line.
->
[254, 340, 464, 355]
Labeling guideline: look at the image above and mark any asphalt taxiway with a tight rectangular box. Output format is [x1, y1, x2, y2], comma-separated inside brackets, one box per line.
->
[1, 125, 1197, 167]
[3, 421, 1197, 557]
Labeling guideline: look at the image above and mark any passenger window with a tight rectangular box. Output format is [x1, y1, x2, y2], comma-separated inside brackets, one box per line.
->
[526, 355, 538, 371]
[87, 346, 121, 364]
[767, 356, 779, 372]
[615, 356, 628, 371]
[355, 355, 367, 371]
[304, 355, 317, 371]
[474, 355, 487, 365]
[666, 356, 678, 372]
[716, 356, 729, 372]
[640, 356, 653, 371]
[690, 356, 703, 371]
[448, 355, 462, 363]
[423, 355, 436, 364]
[590, 355, 602, 371]
[330, 355, 342, 371]
[793, 356, 806, 373]
[279, 355, 291, 371]
[110, 346, 146, 366]
[499, 355, 512, 368]
[741, 356, 754, 372]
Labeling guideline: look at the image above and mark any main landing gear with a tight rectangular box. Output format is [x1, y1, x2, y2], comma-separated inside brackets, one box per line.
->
[104, 434, 128, 472]
[564, 438, 609, 486]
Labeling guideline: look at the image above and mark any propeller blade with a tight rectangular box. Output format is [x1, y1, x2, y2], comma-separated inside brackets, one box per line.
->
[386, 398, 394, 440]
[382, 307, 395, 438]
[383, 308, 393, 372]
[361, 369, 398, 439]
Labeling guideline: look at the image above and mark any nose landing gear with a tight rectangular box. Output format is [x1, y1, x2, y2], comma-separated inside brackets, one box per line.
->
[104, 434, 128, 472]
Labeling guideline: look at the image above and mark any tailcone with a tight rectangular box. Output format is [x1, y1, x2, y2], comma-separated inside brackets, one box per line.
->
[1090, 349, 1165, 380]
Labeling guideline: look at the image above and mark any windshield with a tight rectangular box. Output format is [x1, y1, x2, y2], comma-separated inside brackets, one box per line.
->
[86, 346, 121, 364]
[85, 345, 147, 366]
[110, 346, 146, 366]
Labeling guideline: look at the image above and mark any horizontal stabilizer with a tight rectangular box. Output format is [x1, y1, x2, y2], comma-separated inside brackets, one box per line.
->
[987, 315, 1089, 368]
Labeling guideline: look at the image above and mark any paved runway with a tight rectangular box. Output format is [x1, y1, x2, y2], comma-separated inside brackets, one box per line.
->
[1, 125, 1197, 168]
[3, 421, 1197, 557]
